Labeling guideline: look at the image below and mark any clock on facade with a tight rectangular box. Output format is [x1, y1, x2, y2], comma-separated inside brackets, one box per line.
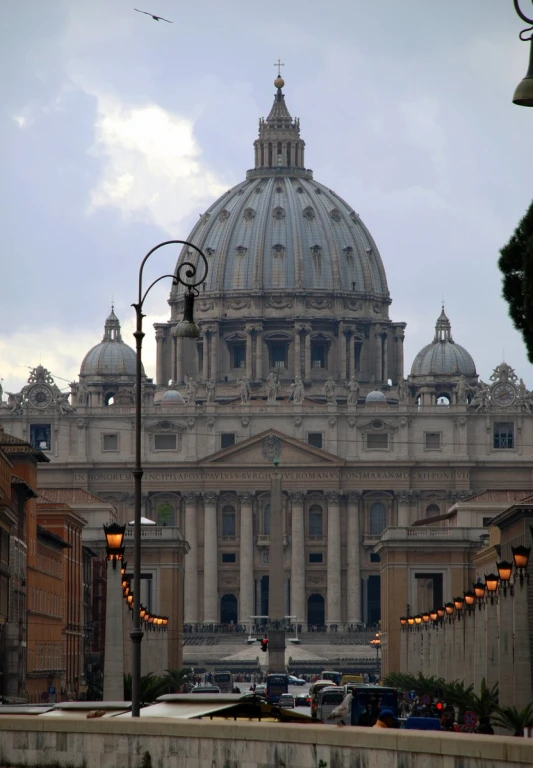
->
[491, 382, 517, 407]
[28, 384, 53, 408]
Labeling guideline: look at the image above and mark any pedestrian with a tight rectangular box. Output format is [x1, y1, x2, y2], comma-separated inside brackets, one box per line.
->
[372, 709, 397, 729]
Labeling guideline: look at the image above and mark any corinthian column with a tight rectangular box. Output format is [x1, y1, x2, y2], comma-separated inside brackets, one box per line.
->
[289, 492, 306, 627]
[347, 491, 362, 623]
[183, 492, 199, 623]
[155, 326, 166, 386]
[203, 492, 219, 623]
[293, 326, 302, 378]
[239, 492, 254, 624]
[326, 491, 342, 626]
[209, 324, 218, 382]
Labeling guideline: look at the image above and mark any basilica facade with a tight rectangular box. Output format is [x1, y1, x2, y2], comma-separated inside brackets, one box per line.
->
[2, 78, 532, 647]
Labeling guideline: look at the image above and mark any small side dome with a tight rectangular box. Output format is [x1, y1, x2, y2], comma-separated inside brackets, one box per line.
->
[410, 308, 476, 378]
[80, 308, 142, 379]
[161, 389, 185, 404]
[366, 390, 387, 403]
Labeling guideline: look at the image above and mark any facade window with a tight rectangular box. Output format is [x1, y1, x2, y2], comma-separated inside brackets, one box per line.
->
[493, 422, 514, 449]
[307, 432, 323, 449]
[262, 504, 270, 535]
[309, 553, 323, 564]
[424, 432, 441, 450]
[369, 502, 387, 536]
[231, 343, 246, 369]
[221, 433, 236, 450]
[308, 504, 323, 537]
[367, 433, 389, 450]
[311, 340, 327, 369]
[269, 341, 288, 369]
[154, 434, 177, 451]
[370, 553, 381, 563]
[221, 506, 236, 537]
[102, 433, 118, 452]
[426, 504, 440, 518]
[197, 342, 203, 373]
[221, 553, 236, 564]
[30, 424, 51, 451]
[354, 341, 362, 371]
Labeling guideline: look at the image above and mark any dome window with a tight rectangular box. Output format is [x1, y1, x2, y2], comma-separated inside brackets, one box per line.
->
[330, 209, 341, 222]
[273, 206, 285, 220]
[296, 186, 304, 193]
[310, 245, 322, 256]
[275, 185, 283, 193]
[314, 188, 322, 194]
[219, 209, 230, 221]
[303, 206, 315, 221]
[255, 186, 263, 194]
[272, 244, 285, 257]
[243, 208, 255, 221]
[343, 246, 354, 257]
[235, 246, 248, 257]
[201, 213, 210, 225]
[205, 247, 215, 256]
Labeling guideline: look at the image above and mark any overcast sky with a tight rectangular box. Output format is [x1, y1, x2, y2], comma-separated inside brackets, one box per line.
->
[2, 1, 532, 394]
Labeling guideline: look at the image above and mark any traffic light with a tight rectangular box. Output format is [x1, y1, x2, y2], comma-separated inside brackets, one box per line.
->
[261, 637, 269, 653]
[435, 701, 444, 712]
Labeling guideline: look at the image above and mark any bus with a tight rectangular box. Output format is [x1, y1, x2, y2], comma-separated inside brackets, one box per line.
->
[212, 671, 234, 693]
[265, 673, 289, 704]
[320, 670, 342, 686]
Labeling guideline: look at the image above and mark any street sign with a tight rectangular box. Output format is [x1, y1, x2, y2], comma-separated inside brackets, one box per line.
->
[407, 690, 416, 701]
[464, 710, 478, 728]
[48, 686, 56, 695]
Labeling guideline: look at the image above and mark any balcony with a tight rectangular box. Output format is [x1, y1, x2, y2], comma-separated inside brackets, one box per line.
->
[256, 534, 289, 548]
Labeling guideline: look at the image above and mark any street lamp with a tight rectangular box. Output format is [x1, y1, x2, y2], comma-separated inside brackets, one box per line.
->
[453, 596, 464, 620]
[103, 523, 126, 568]
[131, 239, 208, 717]
[512, 1, 533, 105]
[497, 560, 514, 596]
[463, 590, 475, 614]
[485, 573, 500, 605]
[512, 544, 531, 585]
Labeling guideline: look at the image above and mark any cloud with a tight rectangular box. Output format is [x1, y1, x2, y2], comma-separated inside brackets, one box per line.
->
[88, 93, 228, 233]
[12, 113, 32, 129]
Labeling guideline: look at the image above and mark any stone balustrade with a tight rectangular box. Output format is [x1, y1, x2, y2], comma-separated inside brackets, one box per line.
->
[0, 716, 531, 767]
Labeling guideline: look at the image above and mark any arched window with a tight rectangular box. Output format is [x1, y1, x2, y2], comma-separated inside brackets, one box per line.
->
[156, 502, 175, 526]
[369, 502, 387, 536]
[309, 504, 323, 537]
[263, 504, 270, 536]
[426, 504, 440, 518]
[222, 505, 236, 537]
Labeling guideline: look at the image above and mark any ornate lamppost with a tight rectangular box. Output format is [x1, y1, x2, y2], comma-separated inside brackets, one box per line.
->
[512, 1, 533, 105]
[103, 523, 126, 701]
[131, 240, 208, 717]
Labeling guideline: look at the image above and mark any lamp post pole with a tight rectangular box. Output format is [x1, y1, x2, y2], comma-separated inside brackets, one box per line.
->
[131, 239, 207, 717]
[512, 0, 533, 105]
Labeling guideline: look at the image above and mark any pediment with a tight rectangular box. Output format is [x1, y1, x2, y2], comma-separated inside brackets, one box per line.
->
[203, 429, 344, 466]
[145, 420, 186, 433]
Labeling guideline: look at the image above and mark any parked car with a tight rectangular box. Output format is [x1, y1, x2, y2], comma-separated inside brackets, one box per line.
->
[295, 694, 311, 707]
[287, 675, 306, 686]
[279, 693, 295, 709]
[254, 684, 267, 696]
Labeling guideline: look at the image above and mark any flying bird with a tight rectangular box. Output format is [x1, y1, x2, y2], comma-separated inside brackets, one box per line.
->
[326, 693, 353, 727]
[134, 9, 173, 22]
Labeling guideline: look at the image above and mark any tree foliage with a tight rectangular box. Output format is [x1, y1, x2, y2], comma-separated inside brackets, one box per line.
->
[499, 200, 533, 362]
[493, 702, 533, 736]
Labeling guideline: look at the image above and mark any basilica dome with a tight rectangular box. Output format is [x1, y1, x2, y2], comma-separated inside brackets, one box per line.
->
[171, 81, 389, 299]
[410, 308, 476, 379]
[80, 309, 141, 379]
